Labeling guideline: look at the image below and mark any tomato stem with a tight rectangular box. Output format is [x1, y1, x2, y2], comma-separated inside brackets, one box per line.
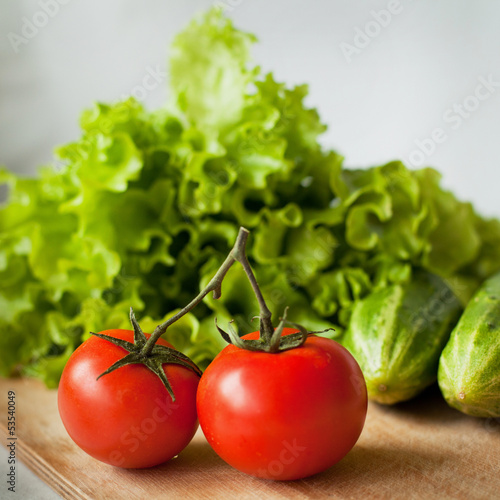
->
[212, 229, 334, 353]
[141, 227, 255, 356]
[91, 227, 283, 398]
[230, 237, 274, 344]
[93, 227, 331, 396]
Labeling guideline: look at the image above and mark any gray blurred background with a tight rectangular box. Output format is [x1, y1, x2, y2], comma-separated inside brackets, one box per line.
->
[0, 0, 499, 214]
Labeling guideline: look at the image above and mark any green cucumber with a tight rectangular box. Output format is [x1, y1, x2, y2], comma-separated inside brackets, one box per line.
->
[342, 270, 461, 404]
[438, 272, 500, 418]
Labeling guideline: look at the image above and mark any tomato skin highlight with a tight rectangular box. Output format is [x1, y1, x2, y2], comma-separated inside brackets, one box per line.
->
[197, 329, 368, 480]
[58, 329, 200, 468]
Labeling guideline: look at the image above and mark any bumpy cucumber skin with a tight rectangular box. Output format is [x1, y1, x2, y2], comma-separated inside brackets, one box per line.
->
[438, 272, 500, 418]
[342, 271, 462, 404]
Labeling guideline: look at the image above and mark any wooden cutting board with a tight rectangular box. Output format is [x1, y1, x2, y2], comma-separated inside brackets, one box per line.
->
[1, 377, 499, 500]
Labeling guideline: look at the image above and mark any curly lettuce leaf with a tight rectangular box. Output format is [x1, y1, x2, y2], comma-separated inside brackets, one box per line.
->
[170, 9, 258, 131]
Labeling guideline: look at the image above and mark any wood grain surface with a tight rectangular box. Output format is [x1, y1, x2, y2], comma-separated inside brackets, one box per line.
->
[1, 377, 499, 500]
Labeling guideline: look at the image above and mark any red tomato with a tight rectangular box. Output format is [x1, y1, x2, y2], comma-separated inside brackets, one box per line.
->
[196, 328, 367, 480]
[58, 329, 200, 468]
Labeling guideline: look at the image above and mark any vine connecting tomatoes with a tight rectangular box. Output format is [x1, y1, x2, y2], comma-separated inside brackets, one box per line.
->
[196, 328, 367, 480]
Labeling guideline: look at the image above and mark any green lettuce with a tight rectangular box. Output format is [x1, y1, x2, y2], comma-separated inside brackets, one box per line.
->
[1, 8, 499, 386]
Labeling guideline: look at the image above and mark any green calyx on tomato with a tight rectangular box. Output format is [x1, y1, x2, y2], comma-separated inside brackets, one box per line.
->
[214, 228, 333, 353]
[90, 308, 202, 401]
[215, 307, 331, 353]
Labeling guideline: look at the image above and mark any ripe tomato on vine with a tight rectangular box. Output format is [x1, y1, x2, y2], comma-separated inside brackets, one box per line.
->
[197, 329, 367, 480]
[58, 326, 201, 468]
